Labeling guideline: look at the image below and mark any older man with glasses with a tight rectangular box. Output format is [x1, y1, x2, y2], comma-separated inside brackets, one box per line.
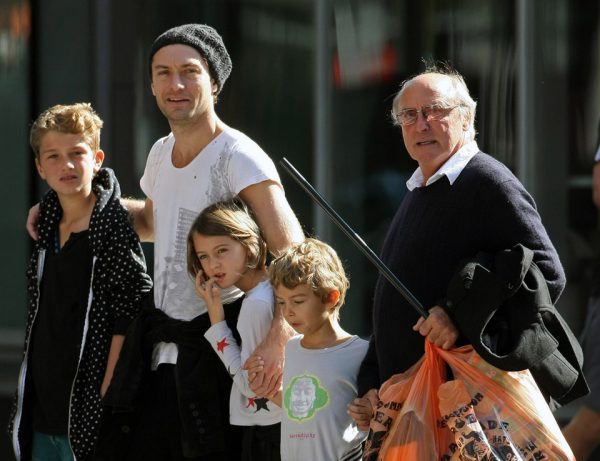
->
[348, 64, 571, 432]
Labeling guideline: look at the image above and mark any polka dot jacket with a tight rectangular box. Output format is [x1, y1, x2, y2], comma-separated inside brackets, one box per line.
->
[8, 168, 153, 461]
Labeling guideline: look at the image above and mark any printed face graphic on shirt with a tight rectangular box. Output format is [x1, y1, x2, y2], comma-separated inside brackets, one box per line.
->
[284, 374, 329, 422]
[291, 377, 315, 417]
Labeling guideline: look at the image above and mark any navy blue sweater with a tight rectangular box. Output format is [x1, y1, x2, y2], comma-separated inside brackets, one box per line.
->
[357, 152, 566, 395]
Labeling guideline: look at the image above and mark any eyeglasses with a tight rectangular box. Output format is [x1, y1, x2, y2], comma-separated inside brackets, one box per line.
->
[394, 104, 460, 126]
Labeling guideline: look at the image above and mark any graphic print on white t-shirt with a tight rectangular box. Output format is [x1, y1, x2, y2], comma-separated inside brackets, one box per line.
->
[152, 140, 242, 322]
[154, 206, 200, 318]
[206, 147, 235, 202]
[284, 373, 330, 422]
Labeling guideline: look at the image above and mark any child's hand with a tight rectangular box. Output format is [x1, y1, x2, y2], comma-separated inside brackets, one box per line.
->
[194, 270, 220, 301]
[347, 388, 378, 431]
[246, 355, 265, 377]
[247, 355, 265, 394]
[248, 355, 282, 402]
[195, 270, 224, 324]
[243, 322, 290, 398]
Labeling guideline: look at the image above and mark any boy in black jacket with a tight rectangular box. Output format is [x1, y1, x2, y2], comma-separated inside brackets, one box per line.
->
[8, 103, 152, 461]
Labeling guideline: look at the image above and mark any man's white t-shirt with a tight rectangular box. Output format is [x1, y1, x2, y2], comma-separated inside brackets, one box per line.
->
[140, 128, 281, 367]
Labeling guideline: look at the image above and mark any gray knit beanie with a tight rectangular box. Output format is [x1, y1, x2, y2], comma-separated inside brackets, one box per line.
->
[149, 24, 232, 94]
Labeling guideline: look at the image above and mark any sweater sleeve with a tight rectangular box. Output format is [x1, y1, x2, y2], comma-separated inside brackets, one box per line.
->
[357, 335, 381, 396]
[481, 175, 566, 303]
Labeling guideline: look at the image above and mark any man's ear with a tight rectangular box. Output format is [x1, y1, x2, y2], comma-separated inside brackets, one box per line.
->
[462, 113, 471, 131]
[151, 82, 156, 96]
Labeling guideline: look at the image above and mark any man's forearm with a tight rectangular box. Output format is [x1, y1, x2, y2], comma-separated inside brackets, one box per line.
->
[263, 212, 304, 257]
[593, 162, 600, 209]
[267, 301, 296, 345]
[270, 391, 282, 408]
[121, 197, 154, 242]
[244, 302, 293, 397]
[239, 181, 304, 257]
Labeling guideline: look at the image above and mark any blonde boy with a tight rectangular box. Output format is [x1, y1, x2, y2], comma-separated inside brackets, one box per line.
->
[260, 238, 368, 461]
[8, 103, 152, 461]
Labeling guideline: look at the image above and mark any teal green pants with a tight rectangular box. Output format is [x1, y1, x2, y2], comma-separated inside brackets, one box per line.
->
[32, 432, 74, 461]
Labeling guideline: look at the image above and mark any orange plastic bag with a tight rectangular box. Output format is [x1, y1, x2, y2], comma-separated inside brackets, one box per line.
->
[363, 342, 454, 460]
[437, 344, 574, 460]
[364, 342, 574, 461]
[438, 379, 512, 459]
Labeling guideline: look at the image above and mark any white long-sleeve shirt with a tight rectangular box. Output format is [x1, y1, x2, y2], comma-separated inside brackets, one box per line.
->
[204, 280, 281, 426]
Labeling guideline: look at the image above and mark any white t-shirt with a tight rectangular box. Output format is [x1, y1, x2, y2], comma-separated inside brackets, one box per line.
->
[281, 335, 369, 461]
[204, 280, 281, 426]
[140, 128, 281, 366]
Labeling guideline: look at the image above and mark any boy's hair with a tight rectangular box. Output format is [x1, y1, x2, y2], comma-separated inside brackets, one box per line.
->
[268, 238, 349, 319]
[186, 197, 268, 278]
[30, 103, 103, 158]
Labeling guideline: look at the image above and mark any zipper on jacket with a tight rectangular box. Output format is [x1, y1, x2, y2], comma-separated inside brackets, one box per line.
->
[66, 256, 97, 461]
[12, 250, 46, 461]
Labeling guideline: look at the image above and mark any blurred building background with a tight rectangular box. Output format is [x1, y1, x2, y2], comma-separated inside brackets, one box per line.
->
[1, 0, 599, 458]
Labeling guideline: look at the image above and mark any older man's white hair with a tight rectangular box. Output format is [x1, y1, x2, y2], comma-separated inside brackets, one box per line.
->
[391, 62, 477, 142]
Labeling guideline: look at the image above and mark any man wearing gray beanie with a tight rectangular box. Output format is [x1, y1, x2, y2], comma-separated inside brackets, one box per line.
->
[148, 23, 232, 97]
[102, 23, 304, 461]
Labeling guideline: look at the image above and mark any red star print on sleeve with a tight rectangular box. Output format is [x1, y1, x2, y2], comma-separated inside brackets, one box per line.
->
[216, 338, 230, 353]
[246, 397, 255, 408]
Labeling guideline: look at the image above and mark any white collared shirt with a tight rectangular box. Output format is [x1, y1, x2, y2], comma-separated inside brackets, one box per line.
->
[406, 140, 480, 191]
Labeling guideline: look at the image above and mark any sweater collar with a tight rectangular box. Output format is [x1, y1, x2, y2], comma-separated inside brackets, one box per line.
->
[406, 140, 479, 191]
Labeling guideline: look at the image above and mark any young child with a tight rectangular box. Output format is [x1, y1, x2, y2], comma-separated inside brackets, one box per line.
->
[8, 103, 152, 461]
[257, 238, 369, 461]
[187, 197, 282, 460]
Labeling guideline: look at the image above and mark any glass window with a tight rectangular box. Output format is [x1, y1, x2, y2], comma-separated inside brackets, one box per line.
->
[328, 0, 517, 335]
[0, 0, 30, 331]
[565, 2, 600, 332]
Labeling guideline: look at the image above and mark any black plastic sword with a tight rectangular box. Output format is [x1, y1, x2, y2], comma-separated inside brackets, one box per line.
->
[279, 157, 428, 318]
